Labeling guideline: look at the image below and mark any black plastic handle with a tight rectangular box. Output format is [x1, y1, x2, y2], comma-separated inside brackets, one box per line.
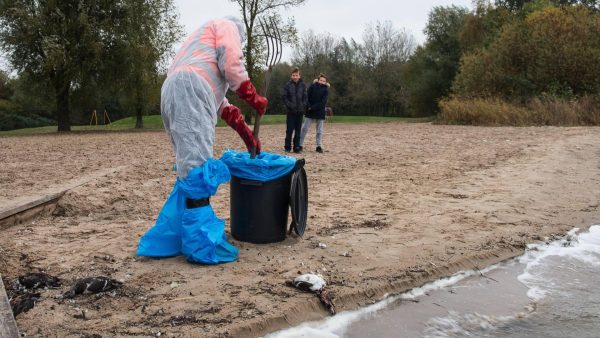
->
[240, 179, 263, 186]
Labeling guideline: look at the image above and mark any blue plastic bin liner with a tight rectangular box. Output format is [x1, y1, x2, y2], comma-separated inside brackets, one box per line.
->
[137, 158, 239, 264]
[220, 150, 297, 181]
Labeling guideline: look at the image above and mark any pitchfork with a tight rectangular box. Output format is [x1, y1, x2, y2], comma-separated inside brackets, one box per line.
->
[250, 17, 283, 159]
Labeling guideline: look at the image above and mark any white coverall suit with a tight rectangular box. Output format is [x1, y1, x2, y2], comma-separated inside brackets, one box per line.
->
[137, 17, 267, 264]
[161, 17, 251, 178]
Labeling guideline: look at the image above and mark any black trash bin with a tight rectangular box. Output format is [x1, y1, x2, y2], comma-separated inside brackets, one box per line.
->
[230, 159, 307, 244]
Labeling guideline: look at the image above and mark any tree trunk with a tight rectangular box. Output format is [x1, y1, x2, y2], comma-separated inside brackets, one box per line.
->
[135, 107, 143, 129]
[53, 69, 71, 132]
[135, 87, 144, 129]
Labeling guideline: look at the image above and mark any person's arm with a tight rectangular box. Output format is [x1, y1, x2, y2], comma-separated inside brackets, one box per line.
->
[306, 84, 314, 111]
[220, 101, 261, 154]
[302, 83, 308, 110]
[282, 83, 292, 110]
[320, 88, 329, 110]
[214, 21, 267, 114]
[214, 20, 247, 91]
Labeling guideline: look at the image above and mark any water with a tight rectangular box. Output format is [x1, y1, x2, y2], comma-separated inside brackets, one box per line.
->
[265, 225, 600, 338]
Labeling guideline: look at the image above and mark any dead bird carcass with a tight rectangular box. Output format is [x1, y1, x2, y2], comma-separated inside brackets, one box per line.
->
[292, 273, 336, 315]
[9, 292, 41, 317]
[15, 272, 61, 290]
[62, 276, 123, 298]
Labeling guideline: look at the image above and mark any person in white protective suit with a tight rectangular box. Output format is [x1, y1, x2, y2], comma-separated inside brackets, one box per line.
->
[136, 17, 268, 264]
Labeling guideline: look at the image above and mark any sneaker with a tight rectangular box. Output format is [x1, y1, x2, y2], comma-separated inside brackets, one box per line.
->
[316, 146, 323, 153]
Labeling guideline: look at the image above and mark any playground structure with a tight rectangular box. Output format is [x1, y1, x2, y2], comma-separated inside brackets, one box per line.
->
[89, 109, 112, 125]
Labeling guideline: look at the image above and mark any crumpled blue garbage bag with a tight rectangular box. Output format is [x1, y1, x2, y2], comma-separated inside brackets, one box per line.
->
[136, 158, 239, 264]
[220, 150, 297, 181]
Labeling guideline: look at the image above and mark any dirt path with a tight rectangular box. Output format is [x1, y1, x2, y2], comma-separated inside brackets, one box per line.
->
[1, 123, 599, 337]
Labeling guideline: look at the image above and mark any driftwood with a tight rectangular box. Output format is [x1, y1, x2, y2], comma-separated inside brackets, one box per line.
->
[0, 274, 20, 338]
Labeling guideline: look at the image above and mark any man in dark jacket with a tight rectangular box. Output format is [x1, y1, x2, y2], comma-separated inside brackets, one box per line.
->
[281, 67, 307, 153]
[300, 73, 329, 153]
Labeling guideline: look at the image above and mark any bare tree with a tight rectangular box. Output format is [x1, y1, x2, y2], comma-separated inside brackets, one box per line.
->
[292, 30, 338, 66]
[361, 21, 416, 68]
[229, 0, 307, 121]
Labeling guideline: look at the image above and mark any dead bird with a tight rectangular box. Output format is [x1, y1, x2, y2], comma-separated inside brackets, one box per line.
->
[62, 277, 122, 299]
[293, 273, 326, 292]
[9, 292, 40, 317]
[15, 272, 61, 290]
[292, 274, 336, 315]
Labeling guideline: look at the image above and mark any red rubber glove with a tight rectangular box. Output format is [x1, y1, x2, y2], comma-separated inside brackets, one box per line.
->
[221, 105, 261, 154]
[236, 80, 268, 115]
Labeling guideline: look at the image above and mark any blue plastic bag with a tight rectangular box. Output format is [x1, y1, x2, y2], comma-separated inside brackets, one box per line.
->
[136, 180, 185, 257]
[137, 159, 238, 264]
[180, 206, 238, 264]
[220, 150, 297, 181]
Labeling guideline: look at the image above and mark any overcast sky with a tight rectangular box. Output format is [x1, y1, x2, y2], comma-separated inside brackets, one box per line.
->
[175, 0, 473, 59]
[0, 1, 474, 72]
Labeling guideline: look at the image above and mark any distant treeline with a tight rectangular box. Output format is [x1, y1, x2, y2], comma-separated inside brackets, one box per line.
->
[1, 0, 599, 131]
[265, 0, 600, 125]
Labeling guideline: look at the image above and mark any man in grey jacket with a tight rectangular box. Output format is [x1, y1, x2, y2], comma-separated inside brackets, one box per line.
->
[281, 67, 307, 153]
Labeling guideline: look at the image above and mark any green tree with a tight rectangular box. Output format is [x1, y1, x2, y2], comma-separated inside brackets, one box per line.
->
[0, 0, 181, 131]
[328, 38, 362, 114]
[108, 0, 182, 128]
[453, 5, 600, 99]
[496, 0, 599, 11]
[495, 0, 533, 11]
[402, 5, 469, 116]
[359, 21, 415, 115]
[402, 46, 447, 116]
[459, 1, 513, 52]
[0, 69, 12, 100]
[0, 1, 106, 130]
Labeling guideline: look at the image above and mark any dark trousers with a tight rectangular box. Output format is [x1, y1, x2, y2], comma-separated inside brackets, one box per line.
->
[285, 113, 303, 151]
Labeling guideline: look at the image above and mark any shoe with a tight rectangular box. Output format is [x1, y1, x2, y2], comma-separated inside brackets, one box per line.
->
[293, 147, 302, 153]
[284, 147, 291, 152]
[316, 146, 323, 153]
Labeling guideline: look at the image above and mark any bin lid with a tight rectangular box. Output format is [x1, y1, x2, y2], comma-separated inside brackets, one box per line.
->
[289, 159, 308, 236]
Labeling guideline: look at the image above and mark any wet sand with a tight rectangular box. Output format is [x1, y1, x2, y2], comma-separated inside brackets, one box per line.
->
[1, 123, 599, 337]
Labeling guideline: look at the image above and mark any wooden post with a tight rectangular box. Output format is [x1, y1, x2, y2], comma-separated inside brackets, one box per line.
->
[89, 109, 98, 125]
[0, 274, 20, 338]
[103, 109, 111, 125]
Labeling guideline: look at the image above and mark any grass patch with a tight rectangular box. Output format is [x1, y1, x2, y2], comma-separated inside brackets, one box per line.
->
[1, 114, 429, 136]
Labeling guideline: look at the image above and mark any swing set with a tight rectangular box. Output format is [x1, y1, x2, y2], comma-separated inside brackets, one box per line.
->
[89, 109, 112, 125]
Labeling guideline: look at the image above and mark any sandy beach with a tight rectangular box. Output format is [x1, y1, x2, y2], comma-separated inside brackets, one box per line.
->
[1, 122, 599, 337]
